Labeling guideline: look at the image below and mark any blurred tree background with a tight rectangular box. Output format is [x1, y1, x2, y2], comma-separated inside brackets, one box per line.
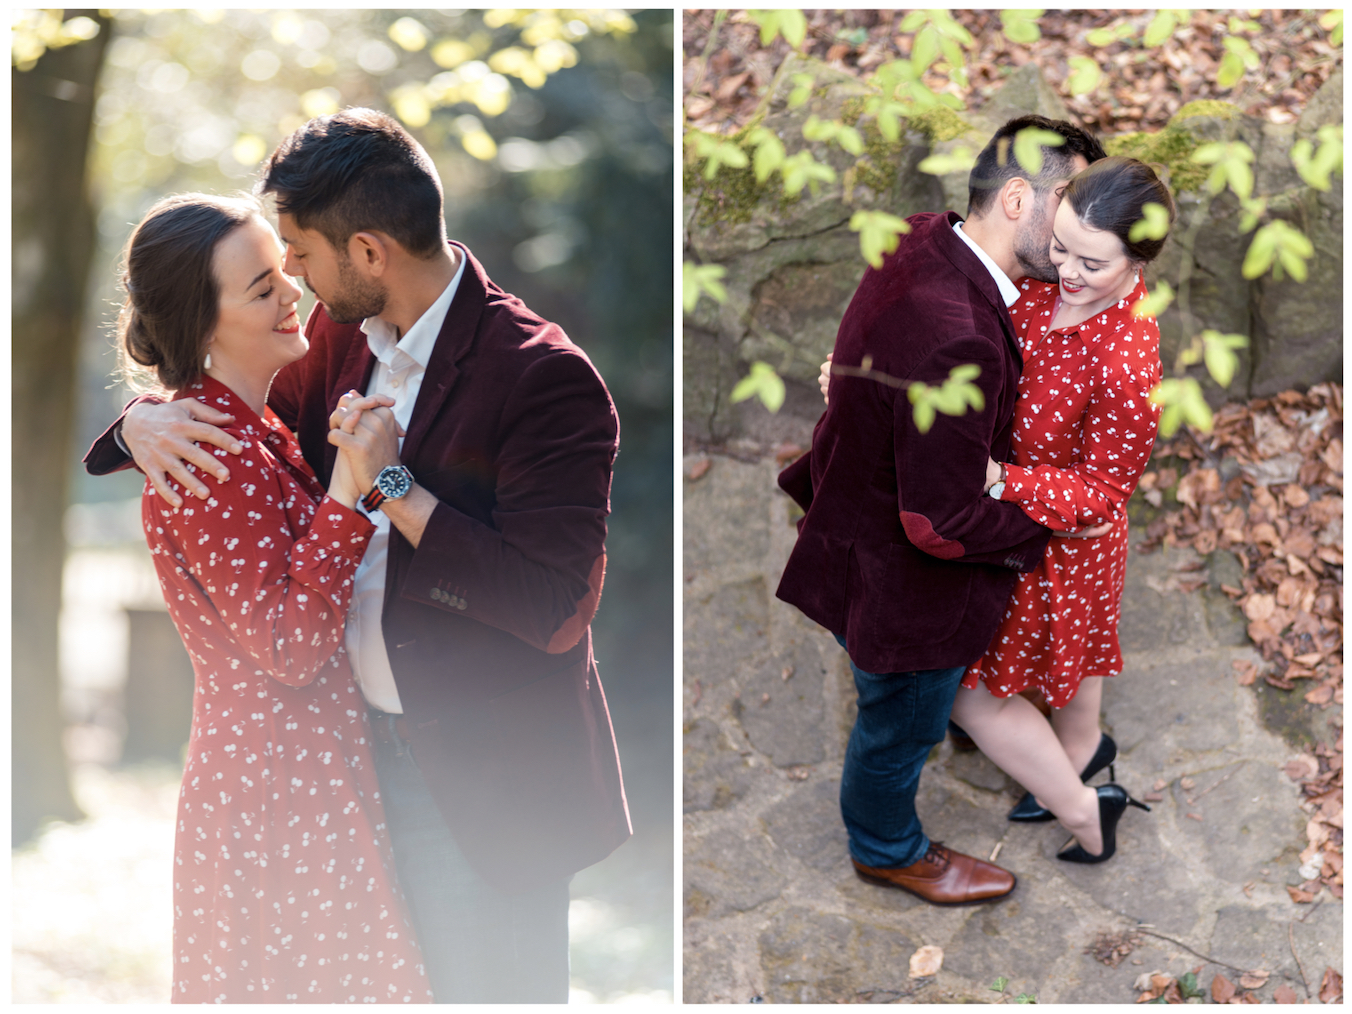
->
[13, 8, 672, 1002]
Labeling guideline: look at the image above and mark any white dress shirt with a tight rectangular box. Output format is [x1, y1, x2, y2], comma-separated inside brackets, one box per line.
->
[344, 253, 466, 713]
[953, 220, 1020, 308]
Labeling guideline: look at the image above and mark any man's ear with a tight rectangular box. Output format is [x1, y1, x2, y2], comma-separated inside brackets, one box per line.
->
[998, 177, 1031, 221]
[347, 231, 390, 277]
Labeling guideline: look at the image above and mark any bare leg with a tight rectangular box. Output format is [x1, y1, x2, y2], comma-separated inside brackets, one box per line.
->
[1049, 675, 1106, 774]
[951, 682, 1104, 855]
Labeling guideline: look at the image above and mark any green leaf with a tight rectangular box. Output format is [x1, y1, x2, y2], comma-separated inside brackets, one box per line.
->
[1127, 202, 1171, 243]
[682, 261, 727, 314]
[1131, 279, 1174, 320]
[1178, 971, 1204, 1000]
[1292, 125, 1344, 191]
[1217, 48, 1245, 88]
[917, 145, 977, 176]
[849, 210, 912, 269]
[803, 115, 863, 155]
[747, 9, 807, 49]
[1000, 10, 1043, 44]
[933, 10, 974, 46]
[865, 97, 910, 142]
[730, 361, 786, 413]
[1238, 196, 1267, 233]
[991, 977, 1010, 993]
[1013, 126, 1066, 176]
[689, 131, 749, 180]
[746, 127, 786, 183]
[939, 35, 968, 87]
[1192, 141, 1255, 199]
[1319, 9, 1342, 46]
[1066, 55, 1103, 96]
[787, 72, 815, 109]
[780, 149, 837, 197]
[1150, 377, 1213, 437]
[1242, 220, 1312, 281]
[1143, 10, 1179, 47]
[1014, 994, 1038, 1004]
[898, 10, 927, 33]
[1200, 329, 1249, 388]
[907, 366, 984, 433]
[911, 24, 939, 73]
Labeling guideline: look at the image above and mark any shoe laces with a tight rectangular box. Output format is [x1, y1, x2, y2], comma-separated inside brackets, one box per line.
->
[924, 842, 951, 869]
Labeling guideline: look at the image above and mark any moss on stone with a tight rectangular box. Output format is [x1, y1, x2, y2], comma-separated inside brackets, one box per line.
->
[1172, 99, 1242, 122]
[1105, 123, 1209, 195]
[908, 103, 975, 143]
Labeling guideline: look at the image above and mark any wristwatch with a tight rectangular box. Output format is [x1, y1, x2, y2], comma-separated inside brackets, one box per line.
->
[988, 462, 1007, 499]
[362, 465, 414, 513]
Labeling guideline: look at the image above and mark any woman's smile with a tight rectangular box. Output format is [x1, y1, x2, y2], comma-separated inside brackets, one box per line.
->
[272, 310, 300, 333]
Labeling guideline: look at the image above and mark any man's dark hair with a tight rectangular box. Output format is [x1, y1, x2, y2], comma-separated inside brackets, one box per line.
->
[259, 107, 446, 258]
[966, 114, 1107, 218]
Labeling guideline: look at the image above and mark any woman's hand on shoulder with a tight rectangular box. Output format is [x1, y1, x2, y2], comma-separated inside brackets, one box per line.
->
[819, 354, 832, 405]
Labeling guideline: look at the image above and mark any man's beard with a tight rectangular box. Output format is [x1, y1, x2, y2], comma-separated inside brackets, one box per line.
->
[1012, 194, 1059, 284]
[310, 255, 388, 324]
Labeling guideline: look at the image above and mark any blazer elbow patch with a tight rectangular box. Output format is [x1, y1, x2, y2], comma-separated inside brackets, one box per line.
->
[898, 511, 965, 560]
[544, 551, 606, 654]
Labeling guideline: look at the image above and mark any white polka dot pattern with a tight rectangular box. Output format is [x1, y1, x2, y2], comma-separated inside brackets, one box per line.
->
[143, 378, 432, 1003]
[964, 277, 1161, 707]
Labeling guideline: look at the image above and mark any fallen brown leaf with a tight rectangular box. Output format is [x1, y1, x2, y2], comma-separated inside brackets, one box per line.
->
[1305, 684, 1335, 705]
[1320, 967, 1343, 1004]
[1238, 970, 1270, 990]
[907, 944, 943, 978]
[1212, 973, 1236, 1003]
[1287, 884, 1317, 903]
[687, 457, 711, 482]
[1272, 982, 1298, 1004]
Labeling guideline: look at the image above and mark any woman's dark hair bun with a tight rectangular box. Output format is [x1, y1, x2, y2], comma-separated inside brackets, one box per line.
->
[115, 192, 262, 391]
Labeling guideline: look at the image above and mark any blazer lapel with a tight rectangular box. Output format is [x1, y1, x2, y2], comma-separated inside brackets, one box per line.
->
[401, 242, 485, 459]
[936, 211, 1023, 364]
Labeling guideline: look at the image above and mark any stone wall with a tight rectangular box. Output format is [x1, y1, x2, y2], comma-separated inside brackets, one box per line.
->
[683, 57, 1342, 443]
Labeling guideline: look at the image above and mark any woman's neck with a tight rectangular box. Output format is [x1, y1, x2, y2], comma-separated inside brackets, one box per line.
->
[202, 364, 274, 418]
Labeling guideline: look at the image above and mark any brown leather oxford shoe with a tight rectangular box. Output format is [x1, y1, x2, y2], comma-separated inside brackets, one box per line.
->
[852, 842, 1015, 905]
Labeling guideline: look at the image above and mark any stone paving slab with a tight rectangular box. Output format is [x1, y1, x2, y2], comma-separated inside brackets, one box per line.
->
[682, 452, 1341, 1004]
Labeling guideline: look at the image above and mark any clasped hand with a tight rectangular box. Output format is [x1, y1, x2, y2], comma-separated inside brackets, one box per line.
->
[326, 391, 404, 507]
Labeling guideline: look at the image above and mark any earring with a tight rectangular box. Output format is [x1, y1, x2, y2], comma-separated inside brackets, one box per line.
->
[204, 351, 213, 371]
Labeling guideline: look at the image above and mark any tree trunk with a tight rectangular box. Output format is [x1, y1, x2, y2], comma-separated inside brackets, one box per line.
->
[12, 12, 112, 845]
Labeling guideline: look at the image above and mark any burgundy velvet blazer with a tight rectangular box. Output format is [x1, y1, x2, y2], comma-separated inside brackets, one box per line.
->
[776, 212, 1052, 674]
[87, 243, 631, 890]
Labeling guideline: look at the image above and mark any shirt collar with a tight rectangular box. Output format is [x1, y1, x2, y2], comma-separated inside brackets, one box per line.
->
[359, 250, 466, 369]
[952, 220, 1020, 307]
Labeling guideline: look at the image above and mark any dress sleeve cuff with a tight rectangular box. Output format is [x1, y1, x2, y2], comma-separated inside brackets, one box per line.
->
[1001, 464, 1034, 499]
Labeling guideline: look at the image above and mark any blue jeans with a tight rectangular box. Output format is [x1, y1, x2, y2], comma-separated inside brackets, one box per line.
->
[836, 635, 967, 869]
[369, 712, 571, 1003]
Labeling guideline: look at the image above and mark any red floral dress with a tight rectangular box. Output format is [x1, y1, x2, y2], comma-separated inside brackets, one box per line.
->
[962, 276, 1162, 707]
[143, 376, 432, 1003]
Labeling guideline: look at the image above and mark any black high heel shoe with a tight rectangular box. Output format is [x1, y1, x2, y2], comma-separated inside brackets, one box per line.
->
[1008, 733, 1117, 823]
[1056, 783, 1150, 864]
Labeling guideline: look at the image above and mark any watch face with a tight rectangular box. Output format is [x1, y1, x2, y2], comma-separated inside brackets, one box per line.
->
[377, 466, 412, 499]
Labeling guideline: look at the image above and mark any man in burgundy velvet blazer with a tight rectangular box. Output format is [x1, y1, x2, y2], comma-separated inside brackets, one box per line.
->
[776, 116, 1105, 905]
[86, 109, 628, 1002]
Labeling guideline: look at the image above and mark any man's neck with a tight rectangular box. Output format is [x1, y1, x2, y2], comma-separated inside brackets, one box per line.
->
[958, 214, 1024, 284]
[374, 244, 461, 340]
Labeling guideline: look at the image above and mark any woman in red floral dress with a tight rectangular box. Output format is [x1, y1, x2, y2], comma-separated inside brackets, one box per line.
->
[950, 157, 1175, 862]
[119, 194, 431, 1002]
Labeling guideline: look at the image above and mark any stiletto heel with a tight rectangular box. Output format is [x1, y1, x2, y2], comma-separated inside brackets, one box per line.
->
[1056, 783, 1150, 864]
[1009, 733, 1117, 822]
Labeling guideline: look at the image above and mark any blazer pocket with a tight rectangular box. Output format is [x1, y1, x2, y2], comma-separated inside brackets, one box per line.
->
[858, 542, 971, 650]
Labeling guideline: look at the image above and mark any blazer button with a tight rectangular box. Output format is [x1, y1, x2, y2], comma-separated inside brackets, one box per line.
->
[456, 599, 467, 610]
[430, 587, 441, 601]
